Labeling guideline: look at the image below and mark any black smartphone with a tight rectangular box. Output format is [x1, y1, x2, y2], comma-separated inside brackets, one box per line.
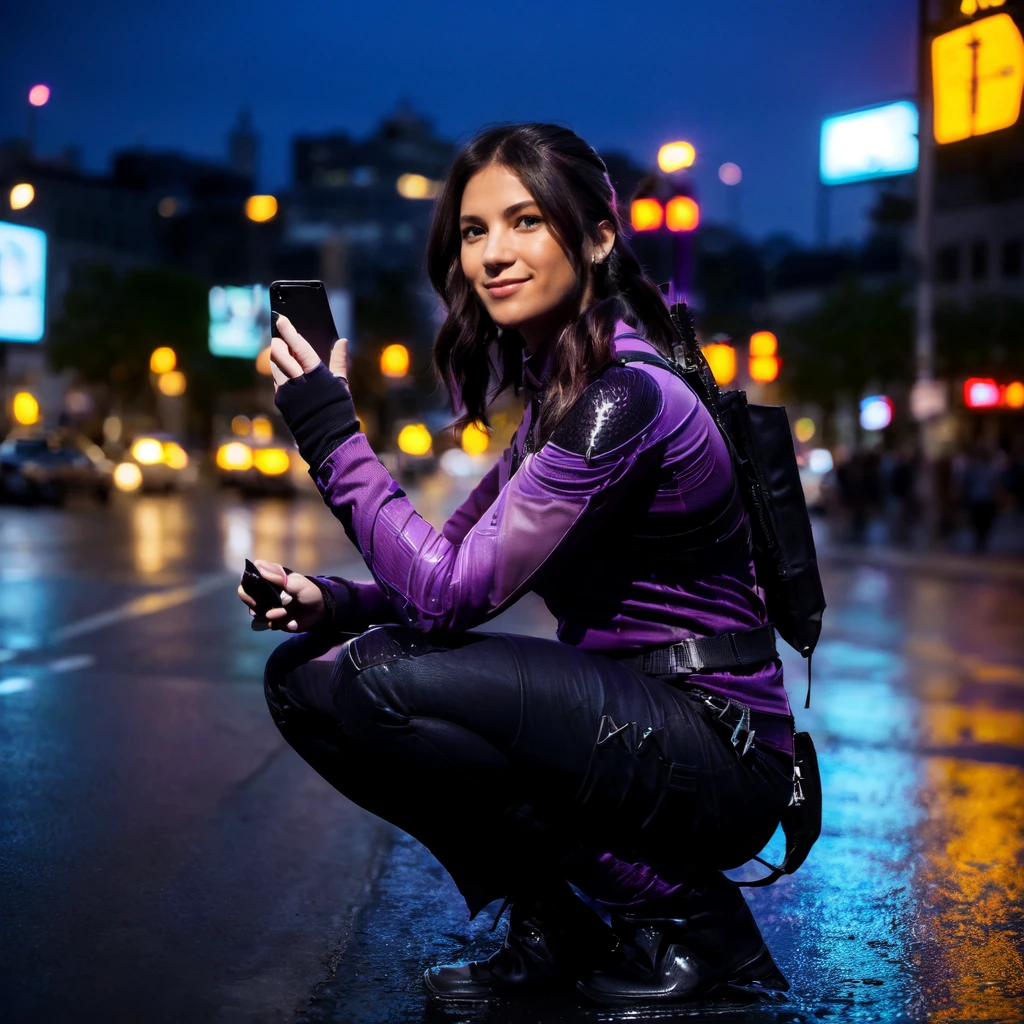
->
[269, 280, 339, 365]
[241, 558, 284, 615]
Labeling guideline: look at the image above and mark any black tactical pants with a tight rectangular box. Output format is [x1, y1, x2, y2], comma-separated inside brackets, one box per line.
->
[264, 625, 793, 916]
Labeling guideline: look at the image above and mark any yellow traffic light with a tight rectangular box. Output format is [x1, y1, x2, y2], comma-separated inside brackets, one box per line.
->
[665, 196, 699, 232]
[12, 391, 40, 426]
[630, 198, 663, 232]
[381, 343, 410, 378]
[245, 195, 278, 222]
[657, 142, 696, 173]
[701, 343, 736, 386]
[150, 347, 177, 374]
[10, 183, 35, 210]
[933, 14, 1024, 143]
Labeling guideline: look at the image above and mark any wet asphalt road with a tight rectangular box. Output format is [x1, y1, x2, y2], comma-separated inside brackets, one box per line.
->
[2, 478, 1023, 1024]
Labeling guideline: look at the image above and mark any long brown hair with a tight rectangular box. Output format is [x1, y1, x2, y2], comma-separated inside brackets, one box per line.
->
[427, 123, 677, 443]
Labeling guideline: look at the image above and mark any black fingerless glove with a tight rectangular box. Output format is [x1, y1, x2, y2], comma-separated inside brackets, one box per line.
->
[274, 363, 360, 475]
[307, 575, 358, 634]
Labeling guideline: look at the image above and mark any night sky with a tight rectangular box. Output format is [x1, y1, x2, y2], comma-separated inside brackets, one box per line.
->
[3, 0, 917, 245]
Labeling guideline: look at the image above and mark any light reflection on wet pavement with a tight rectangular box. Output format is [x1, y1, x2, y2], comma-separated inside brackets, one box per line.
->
[1, 483, 1022, 1023]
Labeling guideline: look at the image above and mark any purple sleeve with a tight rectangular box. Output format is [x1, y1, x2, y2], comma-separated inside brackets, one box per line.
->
[310, 421, 661, 634]
[441, 460, 502, 545]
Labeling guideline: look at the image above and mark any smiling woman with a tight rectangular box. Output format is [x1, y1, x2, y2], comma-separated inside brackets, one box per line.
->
[253, 123, 800, 1011]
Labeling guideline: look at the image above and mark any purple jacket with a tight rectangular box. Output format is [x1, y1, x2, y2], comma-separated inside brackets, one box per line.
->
[294, 321, 792, 731]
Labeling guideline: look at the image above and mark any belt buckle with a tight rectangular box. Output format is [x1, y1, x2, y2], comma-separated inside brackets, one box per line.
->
[701, 694, 756, 757]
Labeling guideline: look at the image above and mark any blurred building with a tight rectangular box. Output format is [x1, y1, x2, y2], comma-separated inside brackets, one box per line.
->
[286, 103, 453, 293]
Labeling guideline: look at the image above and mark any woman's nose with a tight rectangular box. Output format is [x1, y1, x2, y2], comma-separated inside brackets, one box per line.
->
[482, 230, 515, 271]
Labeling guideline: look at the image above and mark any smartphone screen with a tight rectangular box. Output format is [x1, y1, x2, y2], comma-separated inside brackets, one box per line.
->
[269, 281, 339, 365]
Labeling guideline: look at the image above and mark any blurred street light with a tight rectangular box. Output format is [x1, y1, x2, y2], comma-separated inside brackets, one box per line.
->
[231, 415, 252, 436]
[381, 343, 410, 378]
[630, 197, 664, 232]
[657, 141, 696, 172]
[1006, 381, 1024, 408]
[701, 342, 736, 386]
[718, 162, 742, 186]
[794, 417, 816, 443]
[860, 395, 894, 431]
[397, 423, 432, 456]
[10, 183, 34, 210]
[255, 346, 272, 375]
[150, 347, 177, 374]
[131, 438, 165, 466]
[162, 442, 189, 470]
[12, 391, 40, 426]
[28, 85, 50, 107]
[157, 371, 186, 397]
[665, 195, 699, 232]
[245, 195, 278, 222]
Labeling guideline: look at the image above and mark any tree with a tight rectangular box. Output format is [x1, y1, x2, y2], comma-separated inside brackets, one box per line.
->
[48, 263, 255, 436]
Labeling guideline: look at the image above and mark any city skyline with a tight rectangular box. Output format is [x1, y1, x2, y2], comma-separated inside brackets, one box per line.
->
[3, 0, 917, 246]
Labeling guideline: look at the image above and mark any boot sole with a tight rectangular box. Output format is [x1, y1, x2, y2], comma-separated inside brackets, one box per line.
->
[576, 944, 789, 1007]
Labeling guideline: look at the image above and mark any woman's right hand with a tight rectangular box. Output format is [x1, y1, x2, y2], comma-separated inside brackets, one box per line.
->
[236, 560, 327, 632]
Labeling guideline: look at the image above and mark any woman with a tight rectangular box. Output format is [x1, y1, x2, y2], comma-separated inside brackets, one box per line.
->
[239, 123, 795, 1007]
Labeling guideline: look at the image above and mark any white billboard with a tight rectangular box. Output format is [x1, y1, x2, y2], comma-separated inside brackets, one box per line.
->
[820, 101, 919, 186]
[0, 221, 47, 343]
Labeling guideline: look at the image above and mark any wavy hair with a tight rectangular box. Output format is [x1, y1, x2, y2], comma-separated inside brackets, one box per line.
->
[427, 122, 677, 443]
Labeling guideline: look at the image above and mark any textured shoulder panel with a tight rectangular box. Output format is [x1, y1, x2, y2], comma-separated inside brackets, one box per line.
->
[549, 365, 662, 460]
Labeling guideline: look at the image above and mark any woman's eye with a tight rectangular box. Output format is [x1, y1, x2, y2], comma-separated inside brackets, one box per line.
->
[461, 225, 484, 240]
[517, 215, 543, 229]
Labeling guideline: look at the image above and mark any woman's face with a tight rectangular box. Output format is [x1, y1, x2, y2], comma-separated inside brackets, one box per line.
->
[459, 163, 603, 347]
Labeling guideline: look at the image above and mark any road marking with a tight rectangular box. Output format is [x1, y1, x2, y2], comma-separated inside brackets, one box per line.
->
[49, 654, 97, 673]
[50, 572, 234, 645]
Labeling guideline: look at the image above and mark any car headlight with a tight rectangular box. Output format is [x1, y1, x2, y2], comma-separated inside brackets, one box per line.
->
[216, 442, 253, 471]
[131, 438, 164, 465]
[253, 448, 290, 475]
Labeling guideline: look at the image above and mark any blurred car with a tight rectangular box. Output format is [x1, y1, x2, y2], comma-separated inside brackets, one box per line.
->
[118, 433, 197, 493]
[213, 435, 304, 496]
[0, 433, 113, 505]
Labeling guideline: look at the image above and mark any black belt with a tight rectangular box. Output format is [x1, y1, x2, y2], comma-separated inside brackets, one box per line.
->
[616, 625, 778, 678]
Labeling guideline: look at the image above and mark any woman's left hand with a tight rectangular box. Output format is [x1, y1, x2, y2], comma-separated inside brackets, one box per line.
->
[270, 315, 349, 389]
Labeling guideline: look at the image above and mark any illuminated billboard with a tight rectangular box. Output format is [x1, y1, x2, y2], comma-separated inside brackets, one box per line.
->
[933, 13, 1024, 144]
[820, 101, 919, 186]
[0, 221, 47, 343]
[208, 284, 269, 358]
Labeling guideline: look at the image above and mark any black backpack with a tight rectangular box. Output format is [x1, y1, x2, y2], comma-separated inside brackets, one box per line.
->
[617, 303, 826, 707]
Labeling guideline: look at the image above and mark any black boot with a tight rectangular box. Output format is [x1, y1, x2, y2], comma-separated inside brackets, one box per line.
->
[423, 884, 617, 1001]
[577, 873, 788, 1006]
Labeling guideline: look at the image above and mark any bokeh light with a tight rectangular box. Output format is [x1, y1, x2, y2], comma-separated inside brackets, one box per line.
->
[157, 370, 186, 397]
[859, 395, 894, 431]
[795, 417, 816, 443]
[162, 442, 189, 470]
[750, 331, 778, 356]
[216, 442, 253, 471]
[1005, 381, 1024, 408]
[12, 391, 40, 426]
[397, 424, 432, 456]
[10, 183, 35, 210]
[251, 415, 273, 441]
[114, 462, 143, 492]
[381, 343, 410, 378]
[701, 343, 736, 386]
[719, 162, 743, 186]
[231, 415, 252, 436]
[28, 85, 50, 107]
[157, 197, 178, 218]
[131, 439, 165, 466]
[461, 421, 490, 456]
[665, 195, 699, 232]
[657, 141, 696, 172]
[245, 195, 278, 222]
[630, 198, 663, 232]
[253, 448, 290, 475]
[149, 347, 177, 374]
[396, 174, 440, 199]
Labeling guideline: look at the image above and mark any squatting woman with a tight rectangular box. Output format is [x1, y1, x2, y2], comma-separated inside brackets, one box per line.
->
[238, 123, 796, 1007]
